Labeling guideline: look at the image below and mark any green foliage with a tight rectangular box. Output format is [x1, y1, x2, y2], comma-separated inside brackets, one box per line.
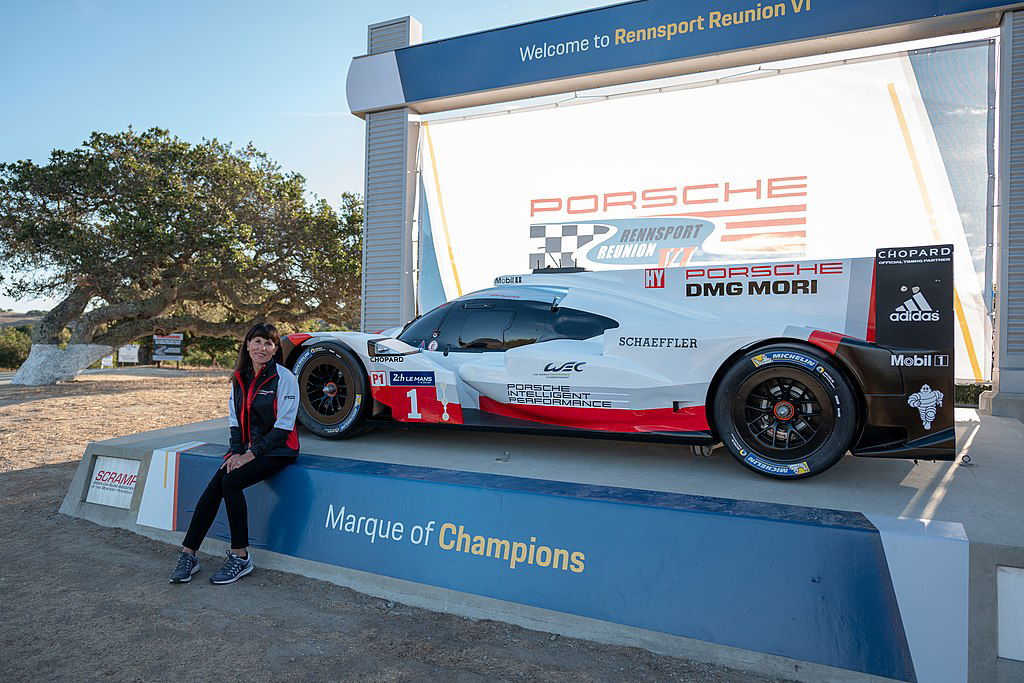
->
[0, 326, 31, 369]
[0, 127, 363, 350]
[955, 383, 991, 407]
[183, 333, 239, 367]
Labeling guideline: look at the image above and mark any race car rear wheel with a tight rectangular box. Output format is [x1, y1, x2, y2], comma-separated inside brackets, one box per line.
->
[714, 344, 857, 479]
[292, 342, 370, 439]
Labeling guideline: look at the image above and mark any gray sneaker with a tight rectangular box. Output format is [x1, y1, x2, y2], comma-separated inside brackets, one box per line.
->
[169, 551, 200, 583]
[210, 550, 253, 585]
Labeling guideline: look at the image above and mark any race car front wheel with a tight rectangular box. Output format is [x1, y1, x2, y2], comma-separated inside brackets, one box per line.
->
[713, 344, 858, 479]
[292, 342, 371, 439]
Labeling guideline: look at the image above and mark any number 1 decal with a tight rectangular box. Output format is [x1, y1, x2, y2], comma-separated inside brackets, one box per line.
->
[406, 388, 422, 419]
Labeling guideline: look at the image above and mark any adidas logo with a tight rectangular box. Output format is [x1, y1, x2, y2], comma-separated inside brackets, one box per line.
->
[890, 286, 940, 322]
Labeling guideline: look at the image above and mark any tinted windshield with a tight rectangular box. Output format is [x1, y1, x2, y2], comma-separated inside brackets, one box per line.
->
[397, 303, 452, 348]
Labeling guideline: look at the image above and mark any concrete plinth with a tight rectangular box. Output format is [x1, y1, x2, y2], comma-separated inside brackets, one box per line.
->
[980, 390, 1024, 423]
[61, 410, 1024, 682]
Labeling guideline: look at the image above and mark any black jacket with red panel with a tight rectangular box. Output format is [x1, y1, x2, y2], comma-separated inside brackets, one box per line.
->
[229, 363, 300, 458]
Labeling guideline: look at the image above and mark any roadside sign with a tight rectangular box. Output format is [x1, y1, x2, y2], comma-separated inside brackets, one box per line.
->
[118, 344, 140, 364]
[100, 355, 114, 368]
[86, 456, 141, 508]
[153, 334, 183, 362]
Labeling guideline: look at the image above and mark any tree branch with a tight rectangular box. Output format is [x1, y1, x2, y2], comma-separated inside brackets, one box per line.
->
[31, 285, 93, 344]
[93, 315, 255, 348]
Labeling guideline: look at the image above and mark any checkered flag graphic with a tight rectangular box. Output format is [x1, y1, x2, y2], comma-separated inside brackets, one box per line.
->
[528, 223, 611, 269]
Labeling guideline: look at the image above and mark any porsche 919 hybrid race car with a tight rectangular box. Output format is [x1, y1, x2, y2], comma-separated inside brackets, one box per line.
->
[279, 245, 956, 479]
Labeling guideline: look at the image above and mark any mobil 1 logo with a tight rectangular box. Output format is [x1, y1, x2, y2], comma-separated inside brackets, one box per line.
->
[874, 245, 953, 350]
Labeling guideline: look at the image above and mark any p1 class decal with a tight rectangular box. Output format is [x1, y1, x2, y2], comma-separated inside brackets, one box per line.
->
[908, 384, 943, 430]
[370, 371, 387, 387]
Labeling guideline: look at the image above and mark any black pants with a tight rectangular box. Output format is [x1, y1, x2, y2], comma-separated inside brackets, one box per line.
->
[182, 456, 292, 550]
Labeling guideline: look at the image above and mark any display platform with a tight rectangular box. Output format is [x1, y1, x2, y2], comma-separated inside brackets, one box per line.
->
[61, 410, 1024, 682]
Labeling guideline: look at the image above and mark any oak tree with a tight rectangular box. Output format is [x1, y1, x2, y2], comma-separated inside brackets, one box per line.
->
[0, 128, 361, 384]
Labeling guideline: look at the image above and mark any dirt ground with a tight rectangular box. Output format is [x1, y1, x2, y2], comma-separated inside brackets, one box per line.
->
[0, 369, 781, 682]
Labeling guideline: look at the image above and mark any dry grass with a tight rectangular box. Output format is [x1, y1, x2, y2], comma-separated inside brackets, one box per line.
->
[0, 369, 228, 473]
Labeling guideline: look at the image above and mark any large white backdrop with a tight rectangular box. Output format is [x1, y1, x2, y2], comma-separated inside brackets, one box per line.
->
[417, 51, 990, 381]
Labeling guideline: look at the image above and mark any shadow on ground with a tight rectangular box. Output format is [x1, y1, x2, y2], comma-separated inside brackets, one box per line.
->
[0, 462, 780, 682]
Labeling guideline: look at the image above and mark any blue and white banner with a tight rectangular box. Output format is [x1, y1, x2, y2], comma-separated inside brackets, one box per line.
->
[349, 0, 1009, 107]
[138, 442, 968, 681]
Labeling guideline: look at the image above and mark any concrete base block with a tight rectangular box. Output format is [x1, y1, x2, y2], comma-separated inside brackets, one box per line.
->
[60, 410, 1024, 681]
[979, 391, 1024, 423]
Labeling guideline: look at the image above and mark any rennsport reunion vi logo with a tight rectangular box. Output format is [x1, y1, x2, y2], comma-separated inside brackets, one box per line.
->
[890, 285, 939, 322]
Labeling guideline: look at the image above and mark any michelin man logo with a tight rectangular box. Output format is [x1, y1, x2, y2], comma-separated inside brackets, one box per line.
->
[908, 384, 943, 430]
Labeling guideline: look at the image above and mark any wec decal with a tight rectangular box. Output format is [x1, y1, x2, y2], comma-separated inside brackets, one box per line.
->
[543, 361, 586, 373]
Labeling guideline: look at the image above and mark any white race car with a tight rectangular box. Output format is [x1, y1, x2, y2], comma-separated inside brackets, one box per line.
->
[282, 247, 956, 479]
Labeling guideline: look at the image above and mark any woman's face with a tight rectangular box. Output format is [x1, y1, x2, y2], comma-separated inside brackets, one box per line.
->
[247, 335, 276, 367]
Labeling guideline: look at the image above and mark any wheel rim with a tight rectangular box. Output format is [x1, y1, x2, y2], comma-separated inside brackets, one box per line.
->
[732, 369, 834, 461]
[300, 357, 356, 425]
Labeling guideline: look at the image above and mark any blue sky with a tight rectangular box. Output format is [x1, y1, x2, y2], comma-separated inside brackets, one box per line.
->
[0, 0, 600, 311]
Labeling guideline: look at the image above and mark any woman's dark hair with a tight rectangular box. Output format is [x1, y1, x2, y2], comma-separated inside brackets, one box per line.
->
[231, 323, 283, 387]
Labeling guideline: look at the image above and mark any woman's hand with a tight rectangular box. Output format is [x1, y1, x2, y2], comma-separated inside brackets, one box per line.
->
[227, 450, 256, 472]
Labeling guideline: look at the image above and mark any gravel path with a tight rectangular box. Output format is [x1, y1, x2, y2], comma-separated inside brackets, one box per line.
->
[0, 371, 781, 682]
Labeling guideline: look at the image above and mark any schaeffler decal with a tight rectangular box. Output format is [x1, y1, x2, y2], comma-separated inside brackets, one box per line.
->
[908, 384, 944, 430]
[618, 337, 697, 349]
[751, 351, 818, 370]
[890, 285, 940, 322]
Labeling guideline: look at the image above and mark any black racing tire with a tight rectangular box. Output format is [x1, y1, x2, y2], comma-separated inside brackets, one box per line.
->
[292, 342, 371, 439]
[713, 344, 858, 480]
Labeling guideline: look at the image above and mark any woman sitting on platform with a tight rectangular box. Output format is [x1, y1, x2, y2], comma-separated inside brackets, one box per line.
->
[169, 322, 300, 584]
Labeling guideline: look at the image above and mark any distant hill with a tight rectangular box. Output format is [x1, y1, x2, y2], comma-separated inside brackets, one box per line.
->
[0, 312, 41, 328]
